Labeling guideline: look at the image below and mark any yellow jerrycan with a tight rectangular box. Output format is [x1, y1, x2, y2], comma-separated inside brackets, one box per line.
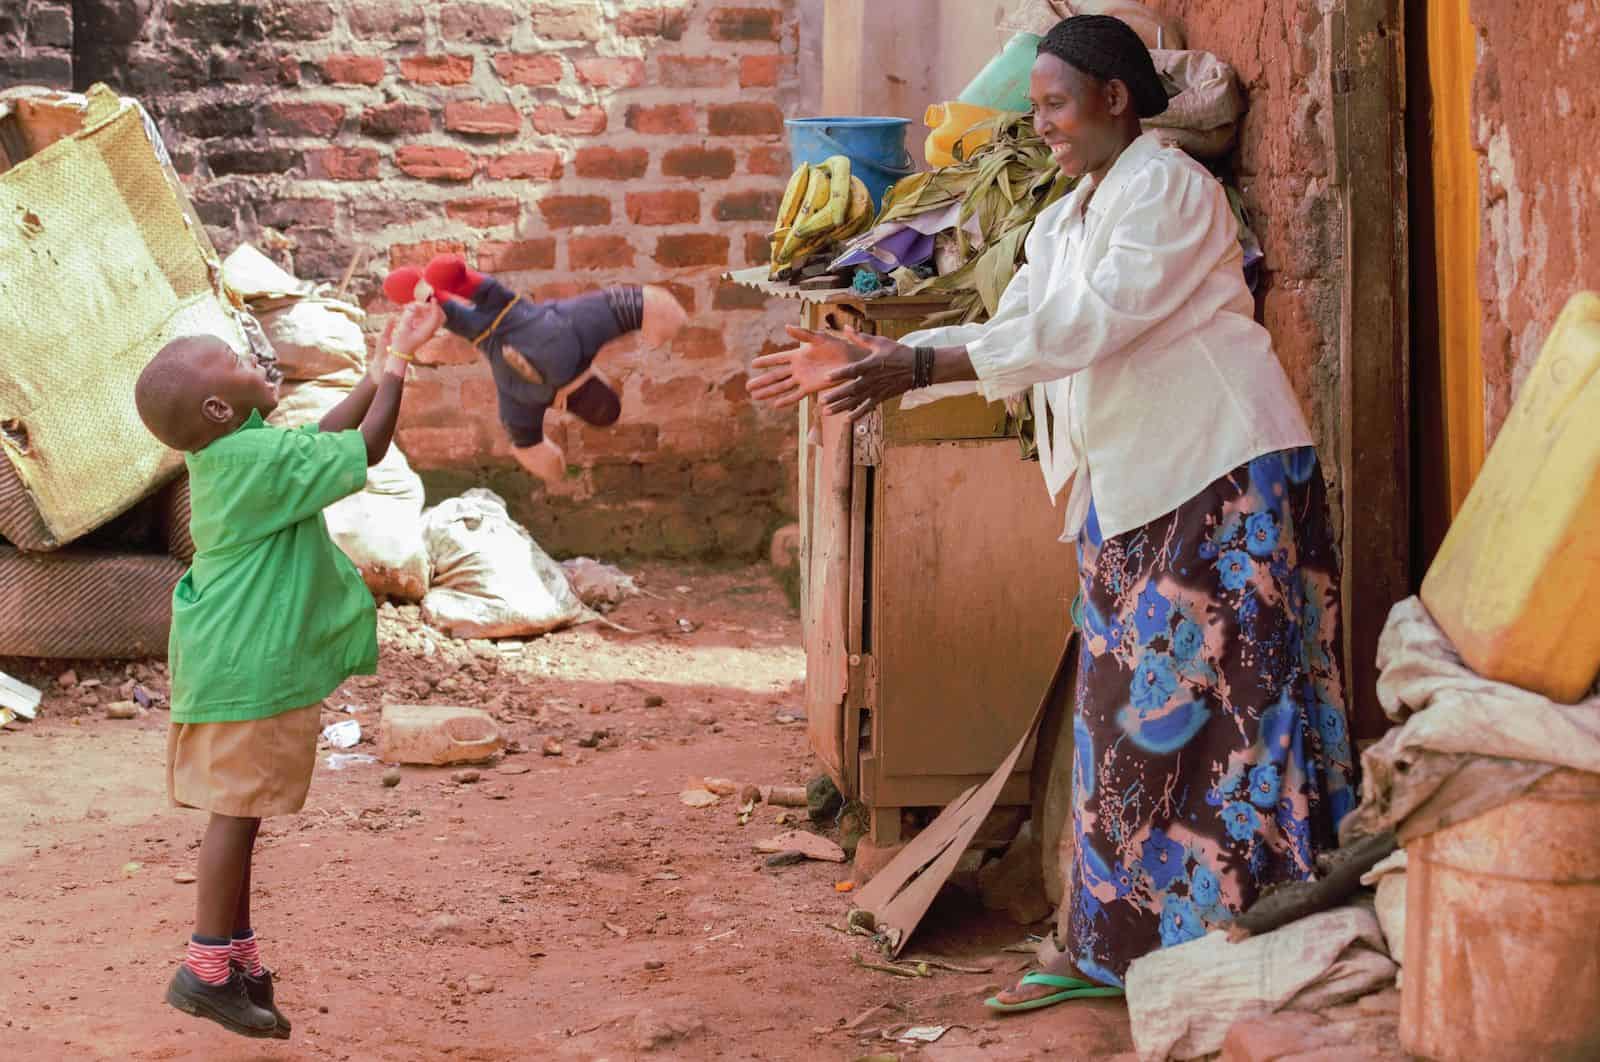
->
[1421, 291, 1600, 701]
[923, 102, 1003, 168]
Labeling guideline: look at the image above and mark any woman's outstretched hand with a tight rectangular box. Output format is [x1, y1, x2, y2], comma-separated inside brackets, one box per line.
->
[747, 326, 915, 420]
[747, 326, 863, 408]
[816, 329, 914, 419]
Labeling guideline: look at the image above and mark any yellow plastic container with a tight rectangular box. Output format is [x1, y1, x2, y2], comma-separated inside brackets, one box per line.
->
[1421, 291, 1600, 702]
[923, 102, 1002, 168]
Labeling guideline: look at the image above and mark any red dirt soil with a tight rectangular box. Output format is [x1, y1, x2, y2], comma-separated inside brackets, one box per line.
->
[1, 564, 1135, 1060]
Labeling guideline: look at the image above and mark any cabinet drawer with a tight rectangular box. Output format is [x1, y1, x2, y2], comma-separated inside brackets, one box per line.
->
[883, 393, 1014, 443]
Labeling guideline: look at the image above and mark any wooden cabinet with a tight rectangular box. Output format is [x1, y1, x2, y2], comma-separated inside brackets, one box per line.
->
[793, 292, 1077, 847]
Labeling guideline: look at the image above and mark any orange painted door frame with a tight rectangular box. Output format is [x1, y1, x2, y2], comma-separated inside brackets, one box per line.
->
[1407, 0, 1486, 581]
[1427, 0, 1485, 515]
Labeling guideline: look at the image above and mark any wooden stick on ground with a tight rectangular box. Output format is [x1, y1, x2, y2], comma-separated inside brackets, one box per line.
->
[901, 957, 994, 974]
[852, 955, 931, 978]
[1229, 831, 1399, 941]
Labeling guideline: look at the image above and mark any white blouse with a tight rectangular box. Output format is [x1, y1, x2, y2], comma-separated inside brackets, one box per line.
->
[900, 131, 1312, 542]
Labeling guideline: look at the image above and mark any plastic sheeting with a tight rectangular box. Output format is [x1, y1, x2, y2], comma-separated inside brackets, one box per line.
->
[1340, 597, 1600, 845]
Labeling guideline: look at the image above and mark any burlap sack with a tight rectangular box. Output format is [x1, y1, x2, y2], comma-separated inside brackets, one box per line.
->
[221, 244, 368, 384]
[1004, 0, 1187, 51]
[1145, 49, 1246, 160]
[422, 489, 585, 639]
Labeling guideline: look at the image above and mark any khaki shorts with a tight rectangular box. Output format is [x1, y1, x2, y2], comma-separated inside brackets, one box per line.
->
[167, 703, 323, 818]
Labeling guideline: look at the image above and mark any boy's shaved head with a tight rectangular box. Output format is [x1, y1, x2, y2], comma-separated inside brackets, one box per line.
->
[135, 335, 280, 452]
[136, 336, 230, 451]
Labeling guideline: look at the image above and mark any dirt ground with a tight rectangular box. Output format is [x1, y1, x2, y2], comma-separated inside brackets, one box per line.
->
[1, 564, 1136, 1061]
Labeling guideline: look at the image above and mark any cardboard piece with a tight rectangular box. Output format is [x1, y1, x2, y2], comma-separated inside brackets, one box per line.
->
[850, 635, 1071, 956]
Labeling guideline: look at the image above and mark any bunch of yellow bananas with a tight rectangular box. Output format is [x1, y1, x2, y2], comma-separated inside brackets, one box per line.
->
[768, 154, 873, 279]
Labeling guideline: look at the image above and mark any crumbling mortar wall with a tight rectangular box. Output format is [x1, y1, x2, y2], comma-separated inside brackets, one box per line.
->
[1151, 0, 1348, 519]
[1471, 0, 1600, 442]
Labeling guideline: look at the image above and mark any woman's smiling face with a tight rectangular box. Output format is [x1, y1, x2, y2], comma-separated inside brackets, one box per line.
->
[1028, 52, 1127, 179]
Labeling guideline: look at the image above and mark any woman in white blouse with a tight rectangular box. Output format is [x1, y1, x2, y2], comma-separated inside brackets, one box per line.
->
[749, 15, 1358, 1011]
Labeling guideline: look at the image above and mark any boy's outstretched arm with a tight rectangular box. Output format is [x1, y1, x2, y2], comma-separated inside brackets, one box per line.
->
[319, 302, 442, 464]
[317, 310, 397, 435]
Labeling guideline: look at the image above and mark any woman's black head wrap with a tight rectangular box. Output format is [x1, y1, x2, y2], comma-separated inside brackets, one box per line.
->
[1039, 14, 1169, 119]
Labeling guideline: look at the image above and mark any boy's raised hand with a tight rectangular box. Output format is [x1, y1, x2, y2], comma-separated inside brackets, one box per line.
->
[390, 300, 445, 358]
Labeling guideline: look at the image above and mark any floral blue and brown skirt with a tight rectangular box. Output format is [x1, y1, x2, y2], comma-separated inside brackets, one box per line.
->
[1061, 447, 1357, 987]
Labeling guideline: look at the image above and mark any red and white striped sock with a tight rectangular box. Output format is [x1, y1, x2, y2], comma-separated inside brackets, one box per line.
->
[231, 930, 265, 977]
[185, 935, 232, 986]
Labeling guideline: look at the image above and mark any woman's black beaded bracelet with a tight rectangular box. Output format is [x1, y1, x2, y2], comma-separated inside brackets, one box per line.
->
[913, 346, 935, 389]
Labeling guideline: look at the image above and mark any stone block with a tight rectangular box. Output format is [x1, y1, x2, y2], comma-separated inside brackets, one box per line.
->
[569, 235, 636, 270]
[538, 195, 611, 228]
[709, 7, 781, 42]
[377, 704, 503, 765]
[662, 146, 736, 179]
[768, 523, 800, 569]
[530, 104, 607, 136]
[626, 190, 699, 226]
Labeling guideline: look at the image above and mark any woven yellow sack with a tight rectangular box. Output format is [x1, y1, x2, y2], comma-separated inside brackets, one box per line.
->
[0, 86, 248, 548]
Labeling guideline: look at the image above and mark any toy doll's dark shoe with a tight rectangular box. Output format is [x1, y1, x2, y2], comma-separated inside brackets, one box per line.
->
[165, 965, 279, 1039]
[561, 375, 621, 426]
[237, 964, 293, 1039]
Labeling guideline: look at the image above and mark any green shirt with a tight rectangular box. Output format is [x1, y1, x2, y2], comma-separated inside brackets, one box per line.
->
[168, 410, 377, 723]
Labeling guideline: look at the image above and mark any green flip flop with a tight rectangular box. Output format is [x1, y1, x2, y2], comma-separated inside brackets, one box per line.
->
[984, 971, 1126, 1013]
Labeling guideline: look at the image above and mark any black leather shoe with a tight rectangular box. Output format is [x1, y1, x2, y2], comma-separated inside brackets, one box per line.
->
[237, 964, 292, 1039]
[164, 966, 278, 1038]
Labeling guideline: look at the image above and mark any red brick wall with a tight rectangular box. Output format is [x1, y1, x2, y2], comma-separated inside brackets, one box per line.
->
[0, 0, 73, 88]
[56, 0, 805, 559]
[1471, 0, 1600, 441]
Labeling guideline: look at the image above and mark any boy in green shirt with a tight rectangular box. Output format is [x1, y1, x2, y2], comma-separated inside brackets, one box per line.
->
[134, 301, 442, 1039]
